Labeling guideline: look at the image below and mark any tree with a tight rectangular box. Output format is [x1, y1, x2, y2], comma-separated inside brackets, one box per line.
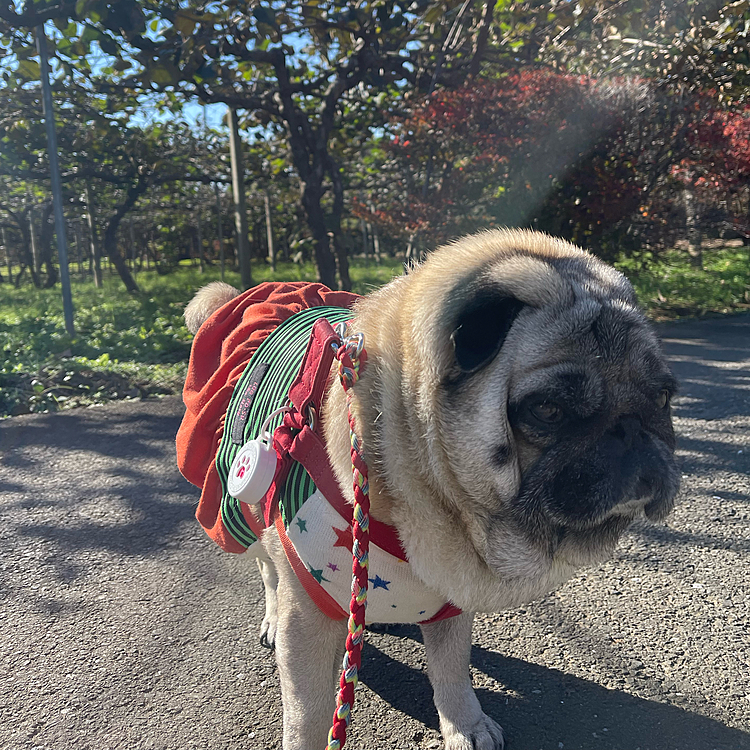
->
[487, 1, 750, 101]
[0, 80, 227, 291]
[358, 72, 750, 258]
[0, 0, 503, 289]
[0, 178, 46, 287]
[4, 0, 747, 281]
[672, 101, 750, 264]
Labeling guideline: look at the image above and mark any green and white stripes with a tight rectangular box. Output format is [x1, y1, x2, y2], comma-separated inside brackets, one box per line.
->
[215, 306, 352, 549]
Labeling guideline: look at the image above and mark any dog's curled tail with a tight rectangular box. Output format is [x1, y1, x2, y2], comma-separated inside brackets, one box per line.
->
[184, 281, 241, 334]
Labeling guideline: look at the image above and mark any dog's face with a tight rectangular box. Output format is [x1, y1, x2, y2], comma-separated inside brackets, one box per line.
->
[441, 236, 679, 573]
[365, 230, 679, 590]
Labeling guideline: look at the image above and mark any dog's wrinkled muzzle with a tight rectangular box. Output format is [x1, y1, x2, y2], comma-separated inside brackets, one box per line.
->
[512, 430, 680, 532]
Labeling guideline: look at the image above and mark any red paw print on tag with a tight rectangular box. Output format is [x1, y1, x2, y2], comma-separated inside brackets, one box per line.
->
[236, 452, 251, 479]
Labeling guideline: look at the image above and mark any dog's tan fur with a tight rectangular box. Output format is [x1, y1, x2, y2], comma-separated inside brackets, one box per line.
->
[187, 228, 678, 750]
[184, 280, 241, 335]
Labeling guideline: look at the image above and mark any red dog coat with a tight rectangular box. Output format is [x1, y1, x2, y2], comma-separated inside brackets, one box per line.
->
[176, 281, 460, 624]
[176, 282, 359, 554]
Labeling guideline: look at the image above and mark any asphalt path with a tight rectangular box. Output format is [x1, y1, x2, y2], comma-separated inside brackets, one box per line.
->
[1, 315, 749, 750]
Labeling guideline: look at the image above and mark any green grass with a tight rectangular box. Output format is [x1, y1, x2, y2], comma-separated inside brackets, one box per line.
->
[616, 247, 750, 319]
[0, 258, 403, 417]
[1, 248, 747, 417]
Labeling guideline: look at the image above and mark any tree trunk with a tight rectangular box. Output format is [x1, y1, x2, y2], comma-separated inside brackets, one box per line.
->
[38, 202, 58, 288]
[102, 219, 139, 293]
[14, 264, 28, 287]
[301, 181, 336, 288]
[129, 217, 138, 275]
[367, 203, 381, 264]
[101, 180, 146, 294]
[406, 231, 419, 264]
[684, 184, 703, 268]
[14, 209, 40, 287]
[330, 232, 351, 291]
[214, 182, 225, 280]
[371, 223, 381, 264]
[85, 180, 103, 287]
[328, 157, 351, 290]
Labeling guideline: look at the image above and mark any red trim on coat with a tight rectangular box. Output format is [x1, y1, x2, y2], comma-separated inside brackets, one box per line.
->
[418, 602, 463, 624]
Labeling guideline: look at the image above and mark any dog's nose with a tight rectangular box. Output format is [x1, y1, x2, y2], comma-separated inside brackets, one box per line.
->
[609, 415, 643, 449]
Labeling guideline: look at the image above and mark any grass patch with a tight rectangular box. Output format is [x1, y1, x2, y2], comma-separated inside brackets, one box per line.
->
[616, 247, 750, 319]
[1, 247, 747, 417]
[0, 258, 402, 417]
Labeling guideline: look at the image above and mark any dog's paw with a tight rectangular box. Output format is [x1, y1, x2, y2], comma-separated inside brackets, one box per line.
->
[259, 611, 277, 650]
[441, 713, 504, 750]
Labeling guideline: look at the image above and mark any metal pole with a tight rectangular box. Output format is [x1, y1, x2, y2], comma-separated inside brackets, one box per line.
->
[196, 206, 204, 273]
[264, 191, 275, 271]
[214, 182, 225, 280]
[85, 180, 102, 286]
[1, 226, 11, 284]
[36, 24, 74, 336]
[129, 217, 136, 276]
[73, 219, 83, 277]
[28, 204, 40, 274]
[228, 108, 252, 289]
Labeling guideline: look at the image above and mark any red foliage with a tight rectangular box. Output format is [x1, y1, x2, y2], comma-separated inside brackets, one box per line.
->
[676, 105, 750, 191]
[360, 71, 750, 255]
[359, 71, 643, 249]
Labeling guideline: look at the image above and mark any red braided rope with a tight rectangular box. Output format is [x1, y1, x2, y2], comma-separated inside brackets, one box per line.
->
[327, 333, 369, 750]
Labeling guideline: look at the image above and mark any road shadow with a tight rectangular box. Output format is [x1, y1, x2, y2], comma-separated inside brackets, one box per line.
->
[0, 400, 199, 610]
[0, 409, 184, 467]
[361, 636, 750, 750]
[656, 314, 750, 421]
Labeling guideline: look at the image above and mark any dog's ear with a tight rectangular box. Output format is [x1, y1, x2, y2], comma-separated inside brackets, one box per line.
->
[451, 288, 524, 372]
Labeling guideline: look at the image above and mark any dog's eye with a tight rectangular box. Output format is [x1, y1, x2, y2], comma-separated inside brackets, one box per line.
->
[657, 390, 670, 409]
[529, 402, 564, 424]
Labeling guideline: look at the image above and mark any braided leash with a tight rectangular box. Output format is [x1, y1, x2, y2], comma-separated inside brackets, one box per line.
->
[327, 328, 369, 750]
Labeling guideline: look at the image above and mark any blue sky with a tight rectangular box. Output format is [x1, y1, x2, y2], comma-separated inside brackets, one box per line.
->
[129, 99, 228, 131]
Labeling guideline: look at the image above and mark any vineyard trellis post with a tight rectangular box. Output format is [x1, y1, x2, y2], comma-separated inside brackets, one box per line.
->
[36, 23, 74, 336]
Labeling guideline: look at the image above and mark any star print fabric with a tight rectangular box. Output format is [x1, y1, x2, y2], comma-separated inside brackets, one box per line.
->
[285, 490, 447, 624]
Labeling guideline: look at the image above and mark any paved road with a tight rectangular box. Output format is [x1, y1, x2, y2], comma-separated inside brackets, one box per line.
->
[1, 315, 749, 750]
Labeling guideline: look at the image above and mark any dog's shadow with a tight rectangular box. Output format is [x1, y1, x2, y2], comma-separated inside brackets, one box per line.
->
[361, 626, 750, 750]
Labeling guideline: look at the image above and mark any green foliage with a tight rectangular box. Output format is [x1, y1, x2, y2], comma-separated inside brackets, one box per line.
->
[0, 258, 402, 417]
[494, 1, 750, 104]
[1, 0, 492, 289]
[0, 271, 193, 416]
[2, 249, 747, 418]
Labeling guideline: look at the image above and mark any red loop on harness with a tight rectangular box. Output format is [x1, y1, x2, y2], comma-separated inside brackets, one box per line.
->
[288, 318, 342, 416]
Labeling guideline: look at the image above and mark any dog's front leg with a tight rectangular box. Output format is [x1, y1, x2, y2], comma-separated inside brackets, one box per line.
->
[272, 545, 347, 750]
[421, 612, 504, 750]
[257, 558, 279, 649]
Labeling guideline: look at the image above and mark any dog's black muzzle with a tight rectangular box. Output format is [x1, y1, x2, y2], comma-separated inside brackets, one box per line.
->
[512, 420, 680, 532]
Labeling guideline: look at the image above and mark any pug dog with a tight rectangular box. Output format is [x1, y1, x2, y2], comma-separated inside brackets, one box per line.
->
[185, 228, 679, 750]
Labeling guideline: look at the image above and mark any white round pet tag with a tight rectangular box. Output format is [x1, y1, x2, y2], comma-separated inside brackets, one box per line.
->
[227, 438, 278, 505]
